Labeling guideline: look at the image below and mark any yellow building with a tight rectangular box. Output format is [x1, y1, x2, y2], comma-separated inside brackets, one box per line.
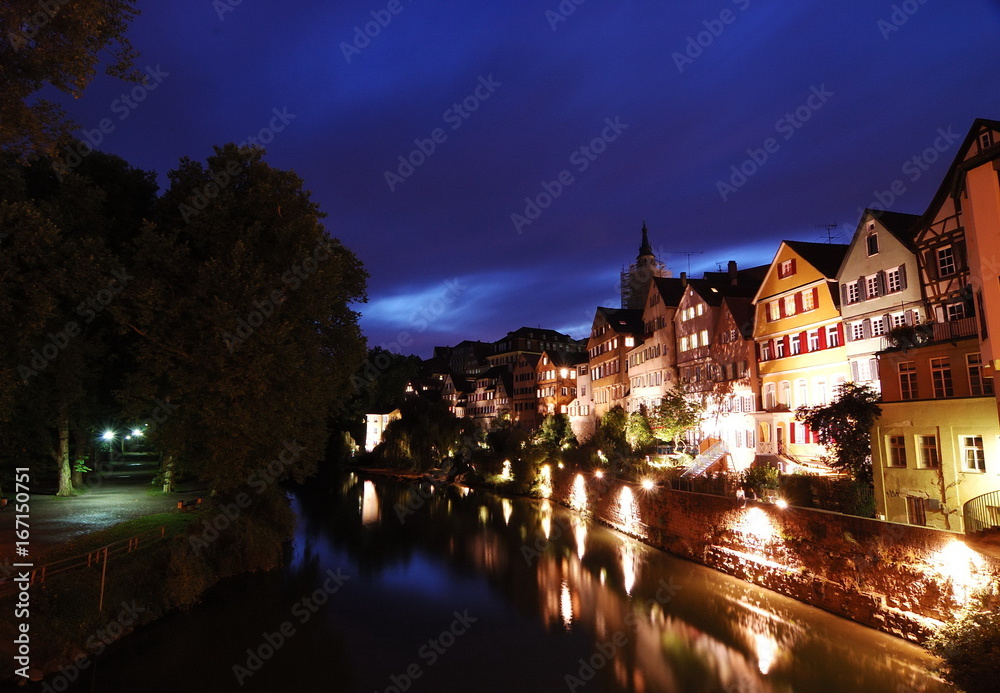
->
[752, 241, 850, 467]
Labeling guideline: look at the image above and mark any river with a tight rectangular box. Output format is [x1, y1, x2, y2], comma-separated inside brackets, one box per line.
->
[62, 472, 950, 692]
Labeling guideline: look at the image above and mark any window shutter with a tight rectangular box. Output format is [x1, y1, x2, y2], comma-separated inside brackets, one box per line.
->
[881, 315, 890, 334]
[845, 323, 853, 342]
[795, 292, 804, 313]
[819, 325, 827, 349]
[862, 319, 872, 339]
[899, 264, 907, 290]
[851, 360, 861, 381]
[924, 251, 938, 281]
[837, 323, 845, 345]
[906, 310, 917, 326]
[955, 240, 968, 271]
[812, 287, 819, 308]
[841, 283, 850, 305]
[858, 276, 867, 298]
[877, 272, 887, 296]
[870, 358, 879, 381]
[801, 331, 809, 352]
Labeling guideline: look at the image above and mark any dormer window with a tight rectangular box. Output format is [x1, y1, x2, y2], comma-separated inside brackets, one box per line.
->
[980, 131, 994, 150]
[866, 233, 879, 256]
[778, 259, 796, 278]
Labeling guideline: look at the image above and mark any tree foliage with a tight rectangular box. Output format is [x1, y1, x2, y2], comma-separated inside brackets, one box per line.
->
[796, 382, 881, 483]
[649, 385, 704, 447]
[1, 0, 141, 159]
[625, 408, 654, 451]
[536, 413, 576, 451]
[926, 587, 1000, 693]
[375, 398, 469, 472]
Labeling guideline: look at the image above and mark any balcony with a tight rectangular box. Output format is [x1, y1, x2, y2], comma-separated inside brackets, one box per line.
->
[881, 317, 978, 351]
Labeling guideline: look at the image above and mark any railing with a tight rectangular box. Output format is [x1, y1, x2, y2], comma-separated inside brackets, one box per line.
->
[681, 440, 727, 479]
[881, 317, 978, 351]
[931, 316, 977, 341]
[963, 490, 1000, 534]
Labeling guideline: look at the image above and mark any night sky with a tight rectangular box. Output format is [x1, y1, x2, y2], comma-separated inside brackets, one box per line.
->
[53, 0, 1000, 357]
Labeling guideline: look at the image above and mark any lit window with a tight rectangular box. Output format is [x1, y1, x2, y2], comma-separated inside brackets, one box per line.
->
[796, 379, 808, 406]
[784, 295, 796, 316]
[790, 335, 801, 355]
[887, 436, 906, 467]
[918, 435, 940, 468]
[846, 282, 860, 304]
[866, 233, 879, 256]
[872, 319, 885, 336]
[961, 435, 986, 472]
[761, 343, 771, 360]
[886, 268, 902, 293]
[699, 329, 709, 347]
[802, 290, 815, 311]
[768, 301, 780, 321]
[866, 275, 880, 299]
[807, 331, 820, 351]
[780, 381, 791, 406]
[624, 336, 634, 347]
[680, 336, 688, 351]
[775, 340, 785, 358]
[967, 353, 994, 396]
[696, 303, 704, 316]
[931, 357, 953, 397]
[826, 325, 840, 347]
[899, 361, 917, 400]
[945, 302, 966, 321]
[778, 259, 795, 278]
[852, 323, 865, 341]
[891, 313, 907, 328]
[938, 246, 956, 277]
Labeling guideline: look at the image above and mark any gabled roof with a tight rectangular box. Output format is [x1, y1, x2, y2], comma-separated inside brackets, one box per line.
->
[685, 279, 760, 307]
[502, 326, 572, 341]
[516, 352, 541, 369]
[869, 209, 921, 248]
[701, 264, 769, 286]
[595, 307, 644, 334]
[542, 350, 588, 368]
[650, 276, 688, 307]
[720, 296, 755, 339]
[783, 240, 850, 279]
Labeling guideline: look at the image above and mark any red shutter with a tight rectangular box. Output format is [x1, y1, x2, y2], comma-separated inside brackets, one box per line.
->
[789, 423, 796, 444]
[812, 287, 819, 308]
[801, 331, 809, 353]
[784, 335, 790, 354]
[795, 292, 803, 313]
[790, 258, 797, 275]
[779, 299, 786, 318]
[837, 323, 845, 345]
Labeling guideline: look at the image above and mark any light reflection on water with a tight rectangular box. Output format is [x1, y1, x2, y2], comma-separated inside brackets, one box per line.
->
[64, 474, 951, 693]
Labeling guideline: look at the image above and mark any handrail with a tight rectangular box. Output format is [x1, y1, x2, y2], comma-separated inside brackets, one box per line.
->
[963, 490, 1000, 534]
[681, 440, 727, 479]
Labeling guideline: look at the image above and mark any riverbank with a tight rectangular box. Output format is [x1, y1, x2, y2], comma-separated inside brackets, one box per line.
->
[350, 462, 1000, 644]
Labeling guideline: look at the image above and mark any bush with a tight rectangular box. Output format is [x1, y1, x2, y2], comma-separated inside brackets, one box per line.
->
[741, 465, 778, 497]
[927, 587, 1000, 692]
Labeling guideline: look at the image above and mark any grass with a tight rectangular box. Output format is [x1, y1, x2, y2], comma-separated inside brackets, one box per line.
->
[36, 512, 198, 565]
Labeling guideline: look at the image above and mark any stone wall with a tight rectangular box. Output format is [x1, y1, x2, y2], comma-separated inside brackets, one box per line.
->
[551, 468, 1000, 642]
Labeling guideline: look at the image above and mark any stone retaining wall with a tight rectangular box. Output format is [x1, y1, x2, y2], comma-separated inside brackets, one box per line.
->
[550, 468, 1000, 641]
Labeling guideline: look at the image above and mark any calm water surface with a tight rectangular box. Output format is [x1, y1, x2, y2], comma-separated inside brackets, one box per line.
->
[61, 473, 951, 692]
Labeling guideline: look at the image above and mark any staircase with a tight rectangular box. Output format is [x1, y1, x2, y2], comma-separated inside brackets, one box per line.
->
[681, 440, 727, 479]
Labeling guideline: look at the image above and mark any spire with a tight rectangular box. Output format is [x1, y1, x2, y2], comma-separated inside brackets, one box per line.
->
[638, 220, 653, 258]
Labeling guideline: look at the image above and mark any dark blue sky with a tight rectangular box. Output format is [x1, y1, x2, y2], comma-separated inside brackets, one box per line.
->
[56, 0, 1000, 357]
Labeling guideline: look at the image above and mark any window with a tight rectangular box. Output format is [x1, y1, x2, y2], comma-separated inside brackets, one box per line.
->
[807, 331, 820, 351]
[778, 259, 796, 278]
[887, 436, 906, 467]
[961, 435, 985, 472]
[937, 246, 957, 277]
[886, 268, 902, 293]
[866, 233, 879, 256]
[763, 383, 777, 410]
[768, 301, 780, 322]
[680, 336, 689, 352]
[700, 329, 709, 347]
[783, 295, 796, 316]
[624, 336, 634, 347]
[802, 290, 815, 311]
[980, 131, 993, 150]
[796, 379, 808, 406]
[815, 379, 827, 404]
[906, 497, 927, 527]
[780, 381, 791, 406]
[918, 435, 940, 468]
[775, 339, 785, 358]
[790, 335, 801, 355]
[968, 353, 995, 396]
[852, 323, 865, 341]
[866, 275, 880, 299]
[696, 303, 704, 316]
[826, 325, 840, 347]
[891, 313, 907, 328]
[945, 302, 966, 321]
[899, 361, 917, 400]
[846, 282, 860, 304]
[931, 357, 953, 397]
[761, 343, 771, 360]
[871, 319, 885, 337]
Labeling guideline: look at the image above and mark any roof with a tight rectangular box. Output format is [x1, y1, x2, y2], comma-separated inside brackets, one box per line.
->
[542, 350, 588, 368]
[721, 296, 755, 338]
[502, 326, 573, 341]
[595, 307, 644, 334]
[783, 240, 850, 279]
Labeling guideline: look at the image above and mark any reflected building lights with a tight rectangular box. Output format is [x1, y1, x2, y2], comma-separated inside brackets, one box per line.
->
[541, 500, 553, 540]
[571, 514, 588, 560]
[754, 632, 778, 675]
[479, 506, 490, 525]
[620, 541, 639, 595]
[561, 578, 574, 630]
[502, 498, 513, 525]
[361, 480, 380, 525]
[570, 473, 589, 513]
[617, 486, 643, 537]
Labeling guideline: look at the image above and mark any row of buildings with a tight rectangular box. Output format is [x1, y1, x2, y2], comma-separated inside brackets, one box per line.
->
[373, 118, 1000, 534]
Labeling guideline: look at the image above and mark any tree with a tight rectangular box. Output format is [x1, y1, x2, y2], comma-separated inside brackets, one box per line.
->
[114, 144, 367, 493]
[625, 408, 654, 451]
[536, 413, 575, 451]
[0, 1, 141, 159]
[376, 398, 467, 471]
[926, 587, 1000, 693]
[649, 385, 704, 448]
[796, 382, 881, 483]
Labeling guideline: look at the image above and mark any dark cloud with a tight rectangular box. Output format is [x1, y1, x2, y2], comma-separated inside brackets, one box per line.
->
[57, 0, 1000, 356]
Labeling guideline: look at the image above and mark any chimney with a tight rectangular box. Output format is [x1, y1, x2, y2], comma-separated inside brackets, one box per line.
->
[728, 260, 738, 286]
[680, 271, 687, 287]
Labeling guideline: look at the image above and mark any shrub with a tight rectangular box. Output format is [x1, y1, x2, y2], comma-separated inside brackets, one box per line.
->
[927, 587, 1000, 692]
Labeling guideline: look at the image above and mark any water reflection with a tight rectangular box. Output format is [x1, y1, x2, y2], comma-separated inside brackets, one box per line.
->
[65, 473, 950, 693]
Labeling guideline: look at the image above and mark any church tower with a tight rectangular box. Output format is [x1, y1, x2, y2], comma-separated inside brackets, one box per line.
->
[621, 221, 669, 309]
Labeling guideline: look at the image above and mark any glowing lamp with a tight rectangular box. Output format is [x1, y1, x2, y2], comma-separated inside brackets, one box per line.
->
[641, 479, 655, 491]
[101, 431, 115, 441]
[595, 470, 604, 479]
[775, 498, 788, 509]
